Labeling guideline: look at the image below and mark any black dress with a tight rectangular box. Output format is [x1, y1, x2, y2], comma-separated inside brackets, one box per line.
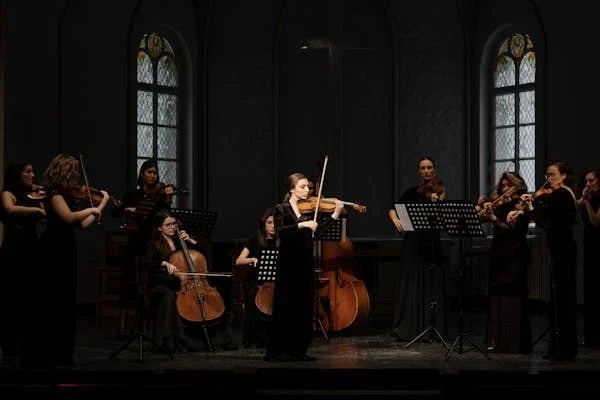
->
[145, 240, 235, 351]
[391, 187, 446, 341]
[486, 199, 532, 353]
[24, 193, 79, 367]
[582, 194, 600, 349]
[0, 193, 41, 364]
[533, 188, 577, 359]
[266, 202, 336, 359]
[240, 236, 275, 348]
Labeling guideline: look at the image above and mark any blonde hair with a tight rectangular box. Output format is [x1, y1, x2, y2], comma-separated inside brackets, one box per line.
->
[43, 154, 80, 194]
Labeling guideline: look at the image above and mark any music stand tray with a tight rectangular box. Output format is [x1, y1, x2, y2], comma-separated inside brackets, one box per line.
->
[437, 201, 489, 360]
[170, 208, 218, 239]
[395, 203, 448, 350]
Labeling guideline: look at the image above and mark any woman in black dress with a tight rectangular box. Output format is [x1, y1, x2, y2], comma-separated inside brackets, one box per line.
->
[387, 157, 447, 342]
[145, 209, 236, 352]
[235, 208, 276, 348]
[32, 154, 110, 367]
[480, 172, 532, 354]
[517, 160, 578, 361]
[0, 162, 46, 368]
[578, 168, 600, 349]
[265, 173, 343, 362]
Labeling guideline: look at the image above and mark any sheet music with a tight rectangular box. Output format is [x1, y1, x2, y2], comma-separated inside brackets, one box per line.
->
[394, 204, 414, 231]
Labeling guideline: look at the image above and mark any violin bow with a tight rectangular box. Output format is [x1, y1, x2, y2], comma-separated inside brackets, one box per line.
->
[313, 155, 329, 223]
[79, 154, 94, 209]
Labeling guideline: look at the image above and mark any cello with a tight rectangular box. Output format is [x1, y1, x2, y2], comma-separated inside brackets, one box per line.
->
[170, 223, 226, 327]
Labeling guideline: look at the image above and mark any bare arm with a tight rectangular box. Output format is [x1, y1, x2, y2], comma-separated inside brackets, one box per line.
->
[388, 208, 404, 232]
[235, 247, 258, 267]
[50, 194, 101, 228]
[1, 191, 45, 217]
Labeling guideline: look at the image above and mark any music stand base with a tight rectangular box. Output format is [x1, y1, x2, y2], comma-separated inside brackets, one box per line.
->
[444, 334, 489, 361]
[405, 326, 449, 349]
[109, 331, 174, 361]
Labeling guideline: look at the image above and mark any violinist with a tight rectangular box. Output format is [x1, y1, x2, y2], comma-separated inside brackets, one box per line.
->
[518, 161, 578, 361]
[578, 168, 600, 349]
[27, 154, 109, 368]
[0, 162, 46, 368]
[265, 173, 343, 362]
[145, 210, 236, 352]
[388, 156, 447, 342]
[111, 159, 174, 334]
[234, 208, 276, 348]
[479, 172, 532, 354]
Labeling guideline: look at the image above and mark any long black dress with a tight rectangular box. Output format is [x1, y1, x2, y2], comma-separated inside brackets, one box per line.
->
[266, 202, 336, 359]
[486, 199, 532, 353]
[533, 188, 577, 359]
[240, 236, 275, 348]
[582, 194, 600, 349]
[391, 187, 446, 341]
[0, 193, 41, 365]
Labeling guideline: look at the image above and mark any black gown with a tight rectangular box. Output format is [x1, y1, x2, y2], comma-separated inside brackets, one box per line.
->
[486, 199, 532, 353]
[0, 193, 42, 365]
[582, 194, 600, 349]
[533, 188, 577, 359]
[240, 236, 275, 348]
[145, 240, 235, 351]
[391, 186, 446, 341]
[266, 202, 336, 359]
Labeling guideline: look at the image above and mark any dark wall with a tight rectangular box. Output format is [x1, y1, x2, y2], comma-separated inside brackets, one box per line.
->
[3, 0, 600, 302]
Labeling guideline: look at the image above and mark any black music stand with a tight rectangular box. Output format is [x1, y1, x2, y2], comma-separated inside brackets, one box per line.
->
[170, 208, 218, 239]
[109, 256, 174, 361]
[440, 201, 489, 360]
[395, 203, 449, 350]
[256, 248, 279, 283]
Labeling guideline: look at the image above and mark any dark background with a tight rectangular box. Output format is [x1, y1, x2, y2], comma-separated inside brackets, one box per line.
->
[1, 0, 597, 304]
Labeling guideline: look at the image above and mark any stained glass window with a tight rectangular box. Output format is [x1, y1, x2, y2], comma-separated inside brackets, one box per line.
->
[493, 33, 536, 192]
[136, 33, 179, 187]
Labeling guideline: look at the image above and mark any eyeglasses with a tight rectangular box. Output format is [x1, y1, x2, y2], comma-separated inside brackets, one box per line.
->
[162, 222, 178, 228]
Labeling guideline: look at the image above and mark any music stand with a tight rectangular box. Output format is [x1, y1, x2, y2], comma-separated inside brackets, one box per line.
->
[395, 203, 448, 350]
[169, 208, 218, 239]
[439, 201, 489, 360]
[109, 256, 174, 361]
[256, 248, 279, 283]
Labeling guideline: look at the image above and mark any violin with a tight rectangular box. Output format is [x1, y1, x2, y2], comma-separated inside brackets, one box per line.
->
[70, 185, 118, 207]
[148, 182, 189, 197]
[298, 196, 367, 214]
[26, 184, 46, 201]
[416, 177, 445, 201]
[477, 186, 519, 216]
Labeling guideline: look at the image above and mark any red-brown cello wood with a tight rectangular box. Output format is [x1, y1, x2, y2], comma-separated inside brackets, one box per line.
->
[170, 225, 225, 324]
[319, 236, 370, 332]
[254, 281, 275, 319]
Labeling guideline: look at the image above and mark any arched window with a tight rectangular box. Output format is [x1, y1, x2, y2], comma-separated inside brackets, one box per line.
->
[136, 33, 179, 186]
[493, 33, 536, 192]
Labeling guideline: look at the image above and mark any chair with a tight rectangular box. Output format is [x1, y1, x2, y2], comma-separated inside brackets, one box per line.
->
[96, 230, 130, 328]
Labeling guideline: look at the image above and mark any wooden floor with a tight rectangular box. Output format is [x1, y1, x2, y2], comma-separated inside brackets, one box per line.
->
[2, 312, 600, 399]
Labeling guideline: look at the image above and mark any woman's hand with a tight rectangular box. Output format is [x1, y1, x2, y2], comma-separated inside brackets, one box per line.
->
[431, 193, 439, 202]
[161, 261, 179, 275]
[331, 200, 345, 219]
[392, 218, 404, 232]
[299, 220, 318, 232]
[249, 257, 259, 267]
[179, 230, 197, 245]
[507, 209, 524, 224]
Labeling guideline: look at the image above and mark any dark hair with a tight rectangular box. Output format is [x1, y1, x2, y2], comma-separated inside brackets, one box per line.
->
[2, 162, 31, 201]
[417, 157, 436, 168]
[282, 172, 307, 202]
[546, 160, 574, 187]
[257, 208, 275, 247]
[137, 159, 159, 188]
[148, 209, 175, 257]
[496, 171, 528, 196]
[581, 168, 600, 191]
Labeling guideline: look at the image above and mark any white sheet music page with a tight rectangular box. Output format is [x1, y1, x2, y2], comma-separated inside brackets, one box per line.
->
[394, 204, 414, 231]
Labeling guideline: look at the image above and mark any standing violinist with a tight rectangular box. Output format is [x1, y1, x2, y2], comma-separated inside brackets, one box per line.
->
[145, 210, 236, 352]
[577, 168, 600, 349]
[514, 160, 578, 361]
[27, 154, 109, 368]
[388, 156, 447, 342]
[479, 172, 532, 354]
[265, 173, 343, 362]
[0, 162, 46, 368]
[111, 159, 174, 335]
[235, 208, 276, 348]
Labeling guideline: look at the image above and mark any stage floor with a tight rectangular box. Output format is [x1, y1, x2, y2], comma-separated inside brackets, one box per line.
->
[3, 314, 600, 398]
